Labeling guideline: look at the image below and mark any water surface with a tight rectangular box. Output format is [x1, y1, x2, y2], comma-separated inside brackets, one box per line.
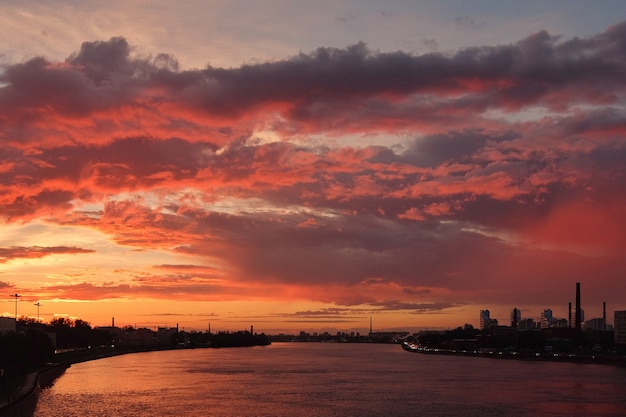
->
[33, 343, 626, 416]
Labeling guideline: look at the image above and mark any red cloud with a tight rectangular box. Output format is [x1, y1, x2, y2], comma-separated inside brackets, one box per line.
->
[524, 198, 626, 253]
[0, 246, 94, 263]
[2, 24, 626, 318]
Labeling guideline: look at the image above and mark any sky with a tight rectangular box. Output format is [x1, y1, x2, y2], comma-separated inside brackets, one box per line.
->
[1, 1, 626, 334]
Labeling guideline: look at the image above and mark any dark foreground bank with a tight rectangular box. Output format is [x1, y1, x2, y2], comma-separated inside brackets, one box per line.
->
[0, 362, 69, 417]
[0, 345, 189, 417]
[0, 334, 271, 417]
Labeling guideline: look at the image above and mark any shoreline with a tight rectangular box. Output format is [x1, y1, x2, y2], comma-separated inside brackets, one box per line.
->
[0, 362, 71, 417]
[401, 342, 626, 367]
[0, 344, 206, 417]
[0, 331, 272, 415]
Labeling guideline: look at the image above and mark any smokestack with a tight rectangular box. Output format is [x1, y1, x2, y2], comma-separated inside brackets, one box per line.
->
[603, 301, 606, 331]
[568, 302, 572, 328]
[112, 317, 115, 328]
[575, 282, 581, 332]
[251, 325, 254, 334]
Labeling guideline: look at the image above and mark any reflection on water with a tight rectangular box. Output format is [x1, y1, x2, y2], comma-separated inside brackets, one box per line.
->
[33, 343, 626, 417]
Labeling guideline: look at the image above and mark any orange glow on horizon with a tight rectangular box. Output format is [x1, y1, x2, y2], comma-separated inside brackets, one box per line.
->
[2, 22, 626, 333]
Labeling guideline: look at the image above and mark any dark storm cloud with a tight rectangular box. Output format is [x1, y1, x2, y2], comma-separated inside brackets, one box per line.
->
[402, 129, 519, 168]
[3, 22, 626, 124]
[68, 37, 137, 84]
[1, 22, 625, 311]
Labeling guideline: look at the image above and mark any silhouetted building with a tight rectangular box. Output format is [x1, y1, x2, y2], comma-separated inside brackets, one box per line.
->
[480, 310, 497, 330]
[493, 325, 516, 338]
[573, 308, 584, 329]
[518, 318, 535, 330]
[97, 325, 125, 345]
[156, 326, 177, 344]
[480, 310, 490, 329]
[552, 318, 569, 328]
[511, 308, 521, 328]
[540, 309, 554, 329]
[583, 318, 606, 331]
[615, 311, 626, 345]
[0, 317, 16, 334]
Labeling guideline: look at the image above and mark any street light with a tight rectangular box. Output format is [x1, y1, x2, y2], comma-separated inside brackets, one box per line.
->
[34, 302, 42, 322]
[10, 293, 20, 320]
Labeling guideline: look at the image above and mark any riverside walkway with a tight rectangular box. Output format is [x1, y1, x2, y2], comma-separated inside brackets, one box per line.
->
[0, 372, 40, 417]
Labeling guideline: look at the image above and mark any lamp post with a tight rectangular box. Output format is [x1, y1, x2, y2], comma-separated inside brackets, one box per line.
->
[34, 302, 42, 322]
[10, 293, 20, 320]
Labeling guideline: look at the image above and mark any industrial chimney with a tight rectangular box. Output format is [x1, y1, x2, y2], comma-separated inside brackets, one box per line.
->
[603, 301, 607, 331]
[575, 282, 581, 332]
[568, 302, 572, 328]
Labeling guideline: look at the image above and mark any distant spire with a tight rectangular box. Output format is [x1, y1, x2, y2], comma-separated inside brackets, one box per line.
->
[369, 316, 373, 335]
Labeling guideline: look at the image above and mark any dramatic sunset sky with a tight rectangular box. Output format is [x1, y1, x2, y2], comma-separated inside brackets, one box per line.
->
[1, 1, 626, 334]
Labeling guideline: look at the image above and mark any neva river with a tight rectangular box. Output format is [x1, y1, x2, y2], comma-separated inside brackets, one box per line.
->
[33, 343, 626, 417]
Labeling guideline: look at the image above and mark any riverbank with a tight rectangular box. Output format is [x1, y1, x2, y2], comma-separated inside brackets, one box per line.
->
[0, 337, 274, 417]
[401, 341, 626, 367]
[0, 362, 69, 417]
[0, 345, 201, 416]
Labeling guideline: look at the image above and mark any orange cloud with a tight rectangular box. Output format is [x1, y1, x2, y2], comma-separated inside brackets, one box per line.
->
[0, 246, 94, 263]
[2, 25, 626, 327]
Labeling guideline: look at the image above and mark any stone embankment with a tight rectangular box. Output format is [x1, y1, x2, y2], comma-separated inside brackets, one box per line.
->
[0, 338, 272, 416]
[0, 363, 68, 417]
[0, 345, 183, 417]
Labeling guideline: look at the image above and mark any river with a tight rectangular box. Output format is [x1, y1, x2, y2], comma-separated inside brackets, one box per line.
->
[32, 343, 626, 417]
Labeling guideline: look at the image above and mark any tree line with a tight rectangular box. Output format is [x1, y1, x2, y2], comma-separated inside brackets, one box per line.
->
[0, 317, 112, 396]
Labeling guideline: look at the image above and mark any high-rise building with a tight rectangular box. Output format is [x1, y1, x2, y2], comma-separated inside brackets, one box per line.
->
[510, 308, 521, 328]
[615, 311, 626, 345]
[518, 318, 535, 330]
[480, 310, 497, 330]
[480, 310, 490, 329]
[540, 309, 553, 329]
